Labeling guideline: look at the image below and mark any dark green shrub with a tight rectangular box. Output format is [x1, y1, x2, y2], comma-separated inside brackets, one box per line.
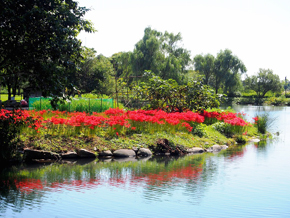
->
[0, 110, 29, 163]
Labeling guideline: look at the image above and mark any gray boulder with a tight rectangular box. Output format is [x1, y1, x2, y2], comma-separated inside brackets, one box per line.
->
[220, 145, 228, 150]
[24, 149, 60, 161]
[207, 144, 222, 152]
[137, 148, 152, 157]
[61, 151, 78, 159]
[77, 149, 96, 158]
[113, 149, 136, 157]
[98, 150, 113, 157]
[187, 147, 204, 153]
[249, 138, 260, 143]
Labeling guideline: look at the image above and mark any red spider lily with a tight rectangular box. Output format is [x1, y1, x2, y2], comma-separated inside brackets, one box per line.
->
[253, 116, 259, 124]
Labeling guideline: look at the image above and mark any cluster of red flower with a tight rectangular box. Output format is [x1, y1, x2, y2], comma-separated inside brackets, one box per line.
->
[0, 108, 251, 136]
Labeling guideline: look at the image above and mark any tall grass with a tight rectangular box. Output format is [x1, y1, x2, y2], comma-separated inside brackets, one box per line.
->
[31, 98, 116, 113]
[254, 113, 275, 134]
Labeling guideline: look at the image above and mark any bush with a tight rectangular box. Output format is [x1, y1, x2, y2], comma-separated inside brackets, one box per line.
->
[211, 121, 245, 137]
[212, 122, 232, 137]
[135, 72, 221, 112]
[191, 123, 207, 137]
[0, 110, 30, 162]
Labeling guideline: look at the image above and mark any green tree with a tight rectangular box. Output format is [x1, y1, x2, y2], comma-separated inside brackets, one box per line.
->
[244, 68, 282, 98]
[0, 0, 94, 101]
[75, 47, 111, 94]
[94, 55, 115, 95]
[213, 49, 246, 94]
[110, 52, 133, 78]
[131, 27, 191, 84]
[193, 54, 215, 85]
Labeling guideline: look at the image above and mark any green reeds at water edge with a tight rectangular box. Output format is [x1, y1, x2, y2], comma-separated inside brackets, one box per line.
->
[31, 98, 115, 113]
[254, 112, 276, 134]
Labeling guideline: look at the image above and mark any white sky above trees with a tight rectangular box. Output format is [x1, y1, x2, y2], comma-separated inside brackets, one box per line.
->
[77, 0, 290, 80]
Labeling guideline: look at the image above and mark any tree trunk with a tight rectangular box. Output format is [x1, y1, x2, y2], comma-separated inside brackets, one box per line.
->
[7, 83, 11, 100]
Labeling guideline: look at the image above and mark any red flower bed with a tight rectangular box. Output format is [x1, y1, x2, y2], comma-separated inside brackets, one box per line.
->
[1, 108, 251, 137]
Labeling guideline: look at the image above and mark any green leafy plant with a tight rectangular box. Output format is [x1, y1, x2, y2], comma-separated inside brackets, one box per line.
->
[134, 72, 221, 112]
[191, 123, 207, 137]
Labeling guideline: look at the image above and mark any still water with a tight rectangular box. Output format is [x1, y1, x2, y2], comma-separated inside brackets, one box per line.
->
[1, 105, 290, 218]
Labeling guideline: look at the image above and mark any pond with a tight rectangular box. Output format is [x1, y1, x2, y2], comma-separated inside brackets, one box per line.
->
[1, 105, 290, 218]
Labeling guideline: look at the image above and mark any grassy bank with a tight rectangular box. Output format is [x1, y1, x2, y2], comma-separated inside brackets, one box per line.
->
[1, 108, 259, 159]
[19, 125, 259, 155]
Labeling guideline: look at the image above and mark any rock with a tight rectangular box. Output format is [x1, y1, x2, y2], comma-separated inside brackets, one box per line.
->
[24, 149, 60, 162]
[61, 151, 78, 159]
[113, 149, 136, 158]
[137, 148, 152, 157]
[132, 147, 139, 154]
[220, 145, 228, 150]
[77, 149, 96, 158]
[249, 138, 260, 143]
[98, 150, 113, 157]
[207, 144, 222, 152]
[187, 147, 204, 153]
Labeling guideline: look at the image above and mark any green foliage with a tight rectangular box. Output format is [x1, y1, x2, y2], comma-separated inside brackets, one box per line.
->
[191, 123, 207, 138]
[264, 96, 290, 106]
[212, 122, 236, 137]
[194, 54, 215, 85]
[131, 27, 191, 84]
[254, 113, 275, 134]
[0, 0, 94, 101]
[0, 110, 32, 162]
[135, 72, 220, 112]
[235, 135, 247, 144]
[243, 69, 282, 98]
[80, 93, 111, 99]
[194, 50, 246, 95]
[74, 48, 112, 94]
[213, 49, 247, 94]
[31, 97, 116, 113]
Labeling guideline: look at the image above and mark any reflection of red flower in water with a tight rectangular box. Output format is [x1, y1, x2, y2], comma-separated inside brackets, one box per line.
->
[12, 164, 204, 193]
[227, 147, 247, 161]
[13, 178, 101, 193]
[15, 179, 44, 194]
[133, 164, 203, 186]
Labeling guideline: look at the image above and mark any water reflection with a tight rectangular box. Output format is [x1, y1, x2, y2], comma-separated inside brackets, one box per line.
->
[0, 144, 252, 215]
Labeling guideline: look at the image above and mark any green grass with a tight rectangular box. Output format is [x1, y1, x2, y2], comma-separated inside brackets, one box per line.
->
[31, 97, 117, 112]
[0, 94, 22, 101]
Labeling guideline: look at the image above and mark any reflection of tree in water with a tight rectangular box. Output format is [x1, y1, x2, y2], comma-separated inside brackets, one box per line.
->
[220, 144, 248, 161]
[0, 154, 220, 212]
[0, 166, 46, 214]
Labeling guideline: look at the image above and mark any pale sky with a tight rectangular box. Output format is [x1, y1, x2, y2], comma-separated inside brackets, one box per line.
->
[77, 0, 290, 80]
